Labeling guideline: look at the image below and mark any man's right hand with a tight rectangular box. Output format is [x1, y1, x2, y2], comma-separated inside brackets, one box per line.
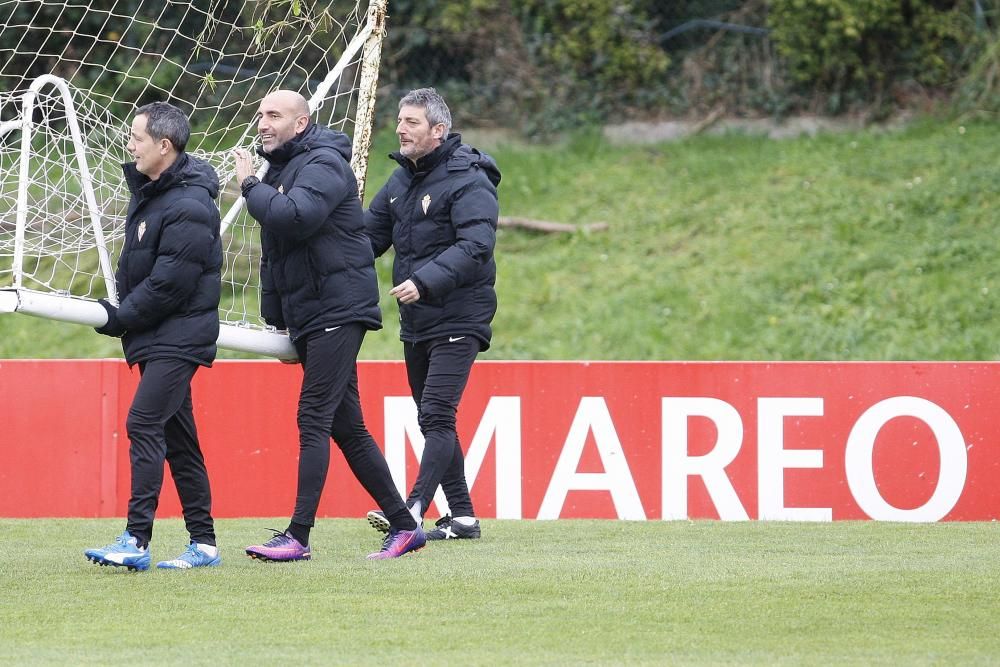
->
[232, 148, 255, 185]
[94, 299, 126, 337]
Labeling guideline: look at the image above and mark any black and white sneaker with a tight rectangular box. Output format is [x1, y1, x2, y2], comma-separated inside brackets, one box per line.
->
[426, 515, 481, 540]
[366, 510, 390, 534]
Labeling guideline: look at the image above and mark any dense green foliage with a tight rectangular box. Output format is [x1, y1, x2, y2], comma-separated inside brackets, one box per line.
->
[380, 0, 671, 134]
[379, 0, 999, 132]
[2, 518, 999, 664]
[768, 0, 982, 114]
[4, 1, 997, 133]
[2, 119, 997, 361]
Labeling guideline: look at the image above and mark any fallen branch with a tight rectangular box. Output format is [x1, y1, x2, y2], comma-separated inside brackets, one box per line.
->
[499, 216, 608, 233]
[690, 105, 725, 135]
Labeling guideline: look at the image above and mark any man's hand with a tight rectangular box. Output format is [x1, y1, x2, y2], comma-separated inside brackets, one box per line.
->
[232, 148, 255, 185]
[389, 279, 421, 304]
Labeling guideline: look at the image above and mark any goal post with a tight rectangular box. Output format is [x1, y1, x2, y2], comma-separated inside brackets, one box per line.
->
[0, 0, 389, 361]
[11, 75, 117, 302]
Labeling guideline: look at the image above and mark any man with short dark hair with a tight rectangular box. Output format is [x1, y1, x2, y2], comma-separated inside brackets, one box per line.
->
[85, 101, 224, 571]
[234, 90, 425, 561]
[364, 87, 500, 540]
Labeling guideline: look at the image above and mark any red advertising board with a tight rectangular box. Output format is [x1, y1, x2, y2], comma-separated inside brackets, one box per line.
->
[1, 359, 997, 521]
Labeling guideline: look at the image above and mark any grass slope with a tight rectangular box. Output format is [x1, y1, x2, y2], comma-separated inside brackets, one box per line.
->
[1, 518, 998, 665]
[1, 119, 997, 360]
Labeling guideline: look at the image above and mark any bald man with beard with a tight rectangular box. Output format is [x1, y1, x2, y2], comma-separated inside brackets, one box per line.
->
[234, 91, 425, 561]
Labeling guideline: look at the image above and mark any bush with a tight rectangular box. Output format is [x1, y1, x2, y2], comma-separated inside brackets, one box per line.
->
[954, 20, 1000, 116]
[380, 0, 669, 135]
[767, 0, 983, 113]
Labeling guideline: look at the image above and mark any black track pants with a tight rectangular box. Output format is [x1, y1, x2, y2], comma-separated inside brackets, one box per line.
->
[404, 335, 478, 518]
[125, 358, 215, 547]
[292, 324, 415, 530]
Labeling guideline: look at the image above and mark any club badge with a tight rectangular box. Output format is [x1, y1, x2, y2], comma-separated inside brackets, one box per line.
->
[278, 184, 284, 194]
[137, 220, 146, 242]
[421, 194, 431, 214]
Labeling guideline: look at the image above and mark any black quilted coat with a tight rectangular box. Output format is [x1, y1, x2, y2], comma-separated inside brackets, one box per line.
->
[365, 134, 500, 350]
[116, 153, 222, 367]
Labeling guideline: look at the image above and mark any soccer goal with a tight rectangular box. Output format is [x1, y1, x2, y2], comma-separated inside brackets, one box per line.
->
[0, 0, 388, 359]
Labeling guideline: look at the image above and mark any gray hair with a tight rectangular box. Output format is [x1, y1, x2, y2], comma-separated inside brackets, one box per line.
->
[135, 101, 190, 152]
[399, 87, 452, 135]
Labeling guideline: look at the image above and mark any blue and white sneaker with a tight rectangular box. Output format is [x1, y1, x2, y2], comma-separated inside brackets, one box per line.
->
[156, 542, 221, 569]
[84, 531, 150, 571]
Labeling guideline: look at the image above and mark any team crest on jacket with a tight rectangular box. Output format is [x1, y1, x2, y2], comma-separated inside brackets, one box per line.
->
[421, 194, 431, 214]
[137, 220, 146, 242]
[278, 184, 284, 194]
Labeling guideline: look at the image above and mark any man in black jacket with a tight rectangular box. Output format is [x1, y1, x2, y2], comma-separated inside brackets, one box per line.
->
[85, 101, 223, 571]
[234, 90, 424, 560]
[364, 88, 500, 540]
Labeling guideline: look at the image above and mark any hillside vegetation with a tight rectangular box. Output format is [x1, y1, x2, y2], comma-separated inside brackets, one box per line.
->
[1, 119, 997, 361]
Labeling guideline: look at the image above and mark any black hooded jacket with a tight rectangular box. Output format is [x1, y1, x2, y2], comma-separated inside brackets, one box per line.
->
[364, 134, 500, 350]
[245, 123, 381, 341]
[116, 153, 222, 367]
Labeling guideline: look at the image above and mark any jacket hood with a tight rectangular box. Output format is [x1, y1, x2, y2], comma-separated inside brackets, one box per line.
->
[122, 152, 220, 200]
[258, 123, 353, 164]
[448, 140, 501, 187]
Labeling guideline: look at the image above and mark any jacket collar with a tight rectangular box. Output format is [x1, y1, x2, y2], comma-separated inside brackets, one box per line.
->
[392, 133, 462, 175]
[122, 153, 189, 200]
[257, 122, 315, 164]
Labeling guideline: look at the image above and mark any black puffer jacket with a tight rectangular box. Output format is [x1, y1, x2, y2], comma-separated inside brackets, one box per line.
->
[116, 153, 222, 367]
[365, 134, 500, 350]
[245, 123, 381, 341]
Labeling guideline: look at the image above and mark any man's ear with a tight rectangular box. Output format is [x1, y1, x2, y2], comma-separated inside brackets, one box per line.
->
[296, 115, 310, 134]
[431, 123, 446, 141]
[159, 138, 173, 155]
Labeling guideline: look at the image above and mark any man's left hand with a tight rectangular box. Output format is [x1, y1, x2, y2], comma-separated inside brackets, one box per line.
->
[390, 279, 421, 304]
[94, 299, 126, 337]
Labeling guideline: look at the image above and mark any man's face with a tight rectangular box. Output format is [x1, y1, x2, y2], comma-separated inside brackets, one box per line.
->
[257, 95, 308, 153]
[396, 104, 444, 162]
[127, 114, 171, 179]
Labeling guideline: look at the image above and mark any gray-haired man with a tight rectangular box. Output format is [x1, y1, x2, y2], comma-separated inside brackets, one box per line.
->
[364, 88, 501, 540]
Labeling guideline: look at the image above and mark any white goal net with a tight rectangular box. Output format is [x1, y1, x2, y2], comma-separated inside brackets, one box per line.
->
[0, 0, 387, 358]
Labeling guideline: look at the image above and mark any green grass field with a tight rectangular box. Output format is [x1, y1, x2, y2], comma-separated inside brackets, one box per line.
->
[2, 518, 998, 665]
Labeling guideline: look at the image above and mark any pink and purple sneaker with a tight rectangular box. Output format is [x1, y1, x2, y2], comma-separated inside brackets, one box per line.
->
[366, 526, 426, 560]
[246, 529, 311, 562]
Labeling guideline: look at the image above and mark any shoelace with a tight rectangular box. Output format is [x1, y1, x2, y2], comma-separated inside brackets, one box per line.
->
[262, 528, 292, 547]
[181, 543, 201, 561]
[381, 529, 414, 552]
[379, 530, 398, 551]
[434, 515, 452, 528]
[105, 533, 134, 550]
